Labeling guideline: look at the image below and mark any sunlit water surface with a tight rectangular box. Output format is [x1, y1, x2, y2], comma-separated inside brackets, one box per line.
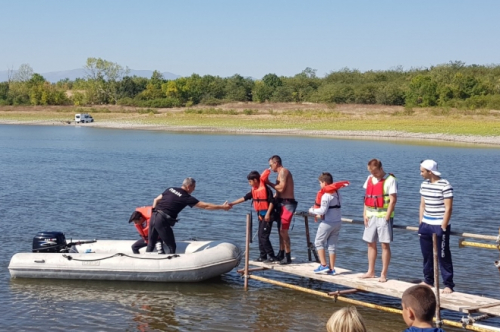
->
[1, 125, 500, 331]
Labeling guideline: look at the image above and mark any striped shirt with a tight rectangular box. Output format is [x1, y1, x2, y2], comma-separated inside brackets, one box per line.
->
[420, 179, 453, 225]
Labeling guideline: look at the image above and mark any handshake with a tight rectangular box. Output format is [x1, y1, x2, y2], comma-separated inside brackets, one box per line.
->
[222, 201, 232, 211]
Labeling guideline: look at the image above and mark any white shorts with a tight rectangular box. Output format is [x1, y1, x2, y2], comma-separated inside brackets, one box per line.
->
[362, 216, 393, 244]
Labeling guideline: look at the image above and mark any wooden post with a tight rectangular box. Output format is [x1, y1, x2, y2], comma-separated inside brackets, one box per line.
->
[432, 233, 442, 327]
[244, 213, 251, 290]
[304, 215, 312, 261]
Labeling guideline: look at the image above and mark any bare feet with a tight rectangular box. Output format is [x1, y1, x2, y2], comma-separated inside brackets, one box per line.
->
[358, 273, 376, 279]
[379, 276, 388, 283]
[442, 287, 453, 294]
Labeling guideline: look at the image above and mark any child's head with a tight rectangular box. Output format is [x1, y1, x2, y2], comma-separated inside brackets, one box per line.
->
[128, 211, 145, 224]
[401, 285, 436, 327]
[326, 306, 367, 332]
[247, 171, 260, 187]
[318, 172, 333, 187]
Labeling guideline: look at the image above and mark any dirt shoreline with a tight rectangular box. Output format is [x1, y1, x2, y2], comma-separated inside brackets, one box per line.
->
[2, 119, 500, 146]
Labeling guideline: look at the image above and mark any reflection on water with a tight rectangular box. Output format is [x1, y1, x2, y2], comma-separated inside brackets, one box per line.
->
[10, 277, 416, 332]
[1, 125, 500, 331]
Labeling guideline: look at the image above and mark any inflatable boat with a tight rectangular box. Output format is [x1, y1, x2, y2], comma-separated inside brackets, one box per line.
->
[8, 232, 242, 282]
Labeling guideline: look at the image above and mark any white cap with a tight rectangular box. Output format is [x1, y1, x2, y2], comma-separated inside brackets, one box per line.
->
[420, 159, 441, 176]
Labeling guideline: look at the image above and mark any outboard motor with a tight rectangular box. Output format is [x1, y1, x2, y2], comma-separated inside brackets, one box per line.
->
[32, 231, 67, 253]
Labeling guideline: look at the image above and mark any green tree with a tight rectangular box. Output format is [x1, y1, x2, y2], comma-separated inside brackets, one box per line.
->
[452, 73, 486, 99]
[312, 83, 355, 104]
[116, 76, 147, 99]
[28, 73, 46, 87]
[224, 74, 254, 101]
[375, 83, 406, 105]
[137, 70, 165, 100]
[324, 68, 362, 84]
[406, 75, 438, 107]
[164, 78, 189, 103]
[84, 57, 130, 104]
[271, 86, 295, 102]
[252, 80, 273, 102]
[200, 75, 226, 101]
[150, 70, 164, 88]
[8, 64, 35, 105]
[252, 73, 283, 102]
[354, 84, 378, 104]
[0, 82, 10, 101]
[262, 73, 283, 89]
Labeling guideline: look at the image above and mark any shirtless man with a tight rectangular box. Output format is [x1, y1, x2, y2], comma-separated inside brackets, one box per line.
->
[266, 155, 298, 265]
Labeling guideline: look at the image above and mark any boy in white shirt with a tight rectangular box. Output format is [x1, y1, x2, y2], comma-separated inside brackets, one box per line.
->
[309, 172, 343, 275]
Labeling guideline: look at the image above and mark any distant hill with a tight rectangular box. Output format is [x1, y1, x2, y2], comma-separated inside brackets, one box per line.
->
[0, 69, 180, 83]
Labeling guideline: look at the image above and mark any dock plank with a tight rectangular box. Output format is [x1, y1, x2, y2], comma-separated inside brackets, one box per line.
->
[248, 260, 500, 316]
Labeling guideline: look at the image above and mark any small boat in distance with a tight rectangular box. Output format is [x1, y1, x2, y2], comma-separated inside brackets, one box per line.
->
[8, 232, 242, 282]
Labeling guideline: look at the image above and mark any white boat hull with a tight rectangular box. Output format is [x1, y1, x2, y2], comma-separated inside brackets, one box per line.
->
[8, 240, 242, 282]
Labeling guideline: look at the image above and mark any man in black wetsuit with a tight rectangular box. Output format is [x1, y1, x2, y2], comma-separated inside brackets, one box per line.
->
[145, 177, 231, 254]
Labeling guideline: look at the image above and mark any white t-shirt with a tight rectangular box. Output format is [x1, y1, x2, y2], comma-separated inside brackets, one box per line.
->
[308, 192, 342, 224]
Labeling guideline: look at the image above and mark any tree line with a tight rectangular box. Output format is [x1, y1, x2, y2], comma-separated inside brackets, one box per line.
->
[1, 58, 500, 110]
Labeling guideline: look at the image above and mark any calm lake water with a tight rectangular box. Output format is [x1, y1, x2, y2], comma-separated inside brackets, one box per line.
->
[1, 124, 500, 331]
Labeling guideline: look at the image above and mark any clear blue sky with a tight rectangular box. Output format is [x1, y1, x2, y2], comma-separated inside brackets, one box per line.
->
[1, 0, 499, 79]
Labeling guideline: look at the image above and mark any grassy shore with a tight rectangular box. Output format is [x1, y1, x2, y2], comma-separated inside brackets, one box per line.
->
[1, 103, 499, 145]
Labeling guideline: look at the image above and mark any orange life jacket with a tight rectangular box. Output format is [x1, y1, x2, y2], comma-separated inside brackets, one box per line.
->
[364, 174, 394, 209]
[313, 181, 350, 209]
[251, 168, 272, 212]
[134, 206, 152, 241]
[260, 168, 271, 183]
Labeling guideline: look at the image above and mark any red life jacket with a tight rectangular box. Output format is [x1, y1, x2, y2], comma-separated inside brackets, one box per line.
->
[364, 174, 394, 209]
[313, 181, 350, 209]
[134, 206, 152, 241]
[251, 168, 272, 212]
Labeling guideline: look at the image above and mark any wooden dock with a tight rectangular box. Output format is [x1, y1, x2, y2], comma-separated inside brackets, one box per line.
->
[248, 259, 500, 317]
[240, 213, 500, 331]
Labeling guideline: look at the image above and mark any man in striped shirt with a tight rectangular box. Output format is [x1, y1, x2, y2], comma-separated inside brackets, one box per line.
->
[419, 159, 454, 294]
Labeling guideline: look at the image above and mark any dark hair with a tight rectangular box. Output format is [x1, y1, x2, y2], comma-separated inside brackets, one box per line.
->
[367, 158, 382, 169]
[247, 171, 260, 181]
[402, 285, 436, 322]
[269, 155, 282, 166]
[128, 211, 144, 223]
[318, 172, 333, 184]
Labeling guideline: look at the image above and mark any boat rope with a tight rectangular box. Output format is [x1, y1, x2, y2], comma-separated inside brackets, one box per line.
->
[61, 253, 180, 262]
[461, 314, 493, 328]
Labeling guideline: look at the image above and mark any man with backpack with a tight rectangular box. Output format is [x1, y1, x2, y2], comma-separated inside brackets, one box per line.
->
[229, 169, 279, 262]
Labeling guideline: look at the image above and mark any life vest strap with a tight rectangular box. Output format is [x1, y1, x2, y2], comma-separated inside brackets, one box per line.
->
[366, 207, 387, 212]
[365, 194, 389, 198]
[328, 205, 341, 209]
